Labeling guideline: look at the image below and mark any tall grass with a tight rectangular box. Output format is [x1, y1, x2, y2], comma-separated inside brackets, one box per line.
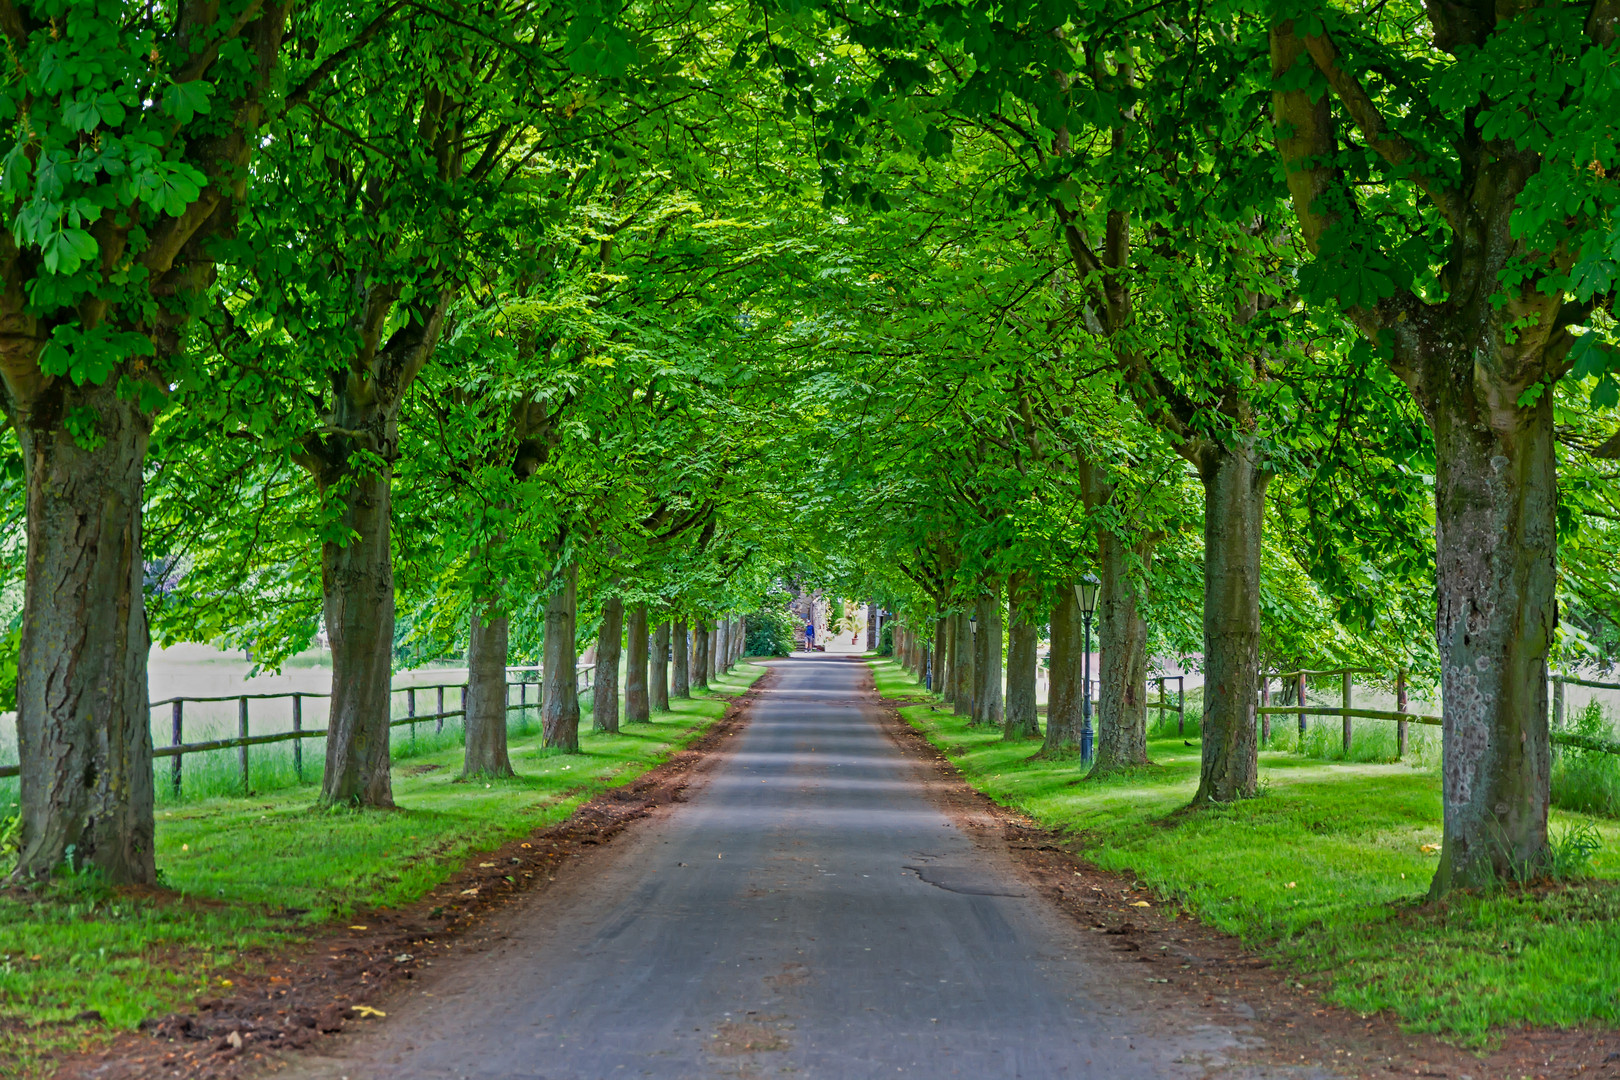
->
[1553, 700, 1620, 818]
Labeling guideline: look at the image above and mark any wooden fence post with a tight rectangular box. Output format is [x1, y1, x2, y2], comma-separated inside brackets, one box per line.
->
[1553, 677, 1565, 730]
[1395, 669, 1409, 760]
[1341, 671, 1353, 755]
[1177, 677, 1185, 735]
[408, 687, 416, 746]
[1296, 671, 1307, 736]
[238, 695, 250, 795]
[437, 686, 445, 734]
[292, 693, 303, 781]
[1260, 677, 1271, 744]
[171, 700, 184, 798]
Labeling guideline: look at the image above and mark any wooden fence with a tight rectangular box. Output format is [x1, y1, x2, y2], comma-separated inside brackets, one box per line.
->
[0, 663, 594, 791]
[1252, 668, 1620, 759]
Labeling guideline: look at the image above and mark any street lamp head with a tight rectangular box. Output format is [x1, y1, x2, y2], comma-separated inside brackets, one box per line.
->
[1075, 574, 1100, 616]
[968, 613, 977, 635]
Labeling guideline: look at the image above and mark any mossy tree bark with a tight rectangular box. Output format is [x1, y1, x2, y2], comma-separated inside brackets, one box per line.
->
[672, 619, 691, 699]
[1004, 573, 1040, 739]
[694, 619, 711, 689]
[463, 605, 515, 778]
[932, 617, 949, 693]
[10, 383, 156, 883]
[593, 596, 623, 733]
[626, 604, 650, 722]
[651, 622, 671, 711]
[1042, 584, 1085, 754]
[542, 564, 580, 751]
[972, 583, 1004, 727]
[952, 612, 974, 717]
[1189, 443, 1269, 805]
[1091, 532, 1154, 774]
[317, 457, 401, 807]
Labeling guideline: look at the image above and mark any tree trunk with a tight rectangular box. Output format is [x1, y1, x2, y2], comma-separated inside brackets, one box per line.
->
[973, 584, 1004, 727]
[941, 614, 957, 702]
[716, 620, 729, 675]
[1004, 574, 1040, 739]
[319, 463, 397, 807]
[463, 606, 514, 778]
[1092, 533, 1155, 772]
[542, 565, 580, 750]
[626, 604, 650, 722]
[707, 623, 719, 681]
[1042, 584, 1085, 754]
[1191, 443, 1269, 805]
[672, 620, 691, 698]
[1426, 382, 1555, 892]
[867, 602, 878, 649]
[10, 386, 156, 884]
[932, 617, 948, 693]
[694, 620, 711, 689]
[953, 609, 974, 717]
[593, 596, 623, 733]
[651, 622, 671, 711]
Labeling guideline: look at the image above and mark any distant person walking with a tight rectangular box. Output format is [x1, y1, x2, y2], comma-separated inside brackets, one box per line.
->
[804, 621, 816, 650]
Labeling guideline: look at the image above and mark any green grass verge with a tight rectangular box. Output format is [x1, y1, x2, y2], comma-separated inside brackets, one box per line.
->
[869, 658, 1620, 1042]
[0, 662, 765, 1078]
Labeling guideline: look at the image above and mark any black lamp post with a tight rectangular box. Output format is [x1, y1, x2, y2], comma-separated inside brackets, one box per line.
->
[1076, 574, 1100, 763]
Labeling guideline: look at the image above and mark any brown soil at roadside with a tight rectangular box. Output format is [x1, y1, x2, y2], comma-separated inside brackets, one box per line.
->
[872, 674, 1620, 1080]
[47, 670, 776, 1080]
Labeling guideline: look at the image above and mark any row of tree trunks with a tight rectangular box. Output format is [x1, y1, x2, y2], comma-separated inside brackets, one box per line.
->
[932, 616, 949, 693]
[1004, 574, 1040, 739]
[593, 596, 624, 734]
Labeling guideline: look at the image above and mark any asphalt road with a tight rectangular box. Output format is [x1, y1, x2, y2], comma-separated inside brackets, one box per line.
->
[281, 654, 1261, 1079]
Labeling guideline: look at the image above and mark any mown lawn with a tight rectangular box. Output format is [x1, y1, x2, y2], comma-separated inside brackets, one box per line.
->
[0, 662, 765, 1077]
[869, 657, 1620, 1042]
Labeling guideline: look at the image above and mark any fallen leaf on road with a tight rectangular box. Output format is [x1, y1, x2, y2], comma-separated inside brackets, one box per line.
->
[348, 925, 368, 930]
[460, 887, 479, 895]
[1131, 901, 1151, 907]
[351, 1005, 386, 1018]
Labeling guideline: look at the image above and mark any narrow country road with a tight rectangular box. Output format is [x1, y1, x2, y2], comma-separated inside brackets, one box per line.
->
[277, 655, 1270, 1079]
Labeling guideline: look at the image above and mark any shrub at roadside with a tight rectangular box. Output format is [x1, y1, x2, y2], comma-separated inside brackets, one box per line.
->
[744, 610, 795, 656]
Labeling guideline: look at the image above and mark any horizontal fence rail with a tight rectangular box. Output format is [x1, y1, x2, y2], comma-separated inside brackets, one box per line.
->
[0, 664, 592, 786]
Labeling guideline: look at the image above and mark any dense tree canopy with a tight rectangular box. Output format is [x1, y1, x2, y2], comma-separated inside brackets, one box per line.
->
[2, 0, 1618, 897]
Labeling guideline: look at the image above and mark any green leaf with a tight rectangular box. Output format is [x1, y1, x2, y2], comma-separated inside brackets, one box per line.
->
[162, 81, 214, 125]
[39, 228, 98, 275]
